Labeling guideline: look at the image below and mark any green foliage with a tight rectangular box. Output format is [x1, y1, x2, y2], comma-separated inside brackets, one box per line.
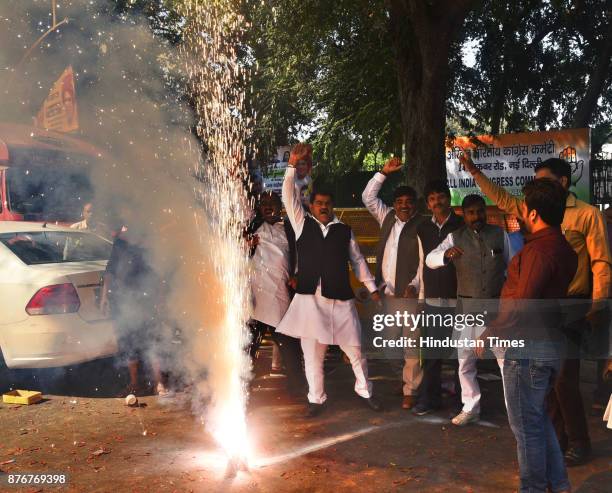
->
[454, 0, 612, 147]
[244, 0, 401, 172]
[111, 0, 612, 163]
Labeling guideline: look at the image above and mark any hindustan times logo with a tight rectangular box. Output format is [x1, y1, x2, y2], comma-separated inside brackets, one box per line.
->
[372, 310, 486, 332]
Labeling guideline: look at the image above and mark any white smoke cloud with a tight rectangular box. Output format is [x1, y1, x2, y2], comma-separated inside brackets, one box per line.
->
[0, 0, 254, 453]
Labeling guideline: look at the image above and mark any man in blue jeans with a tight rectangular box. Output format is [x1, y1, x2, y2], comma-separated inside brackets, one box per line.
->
[477, 178, 577, 493]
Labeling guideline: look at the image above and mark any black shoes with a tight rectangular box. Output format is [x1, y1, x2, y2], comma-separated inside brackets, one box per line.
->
[361, 396, 383, 412]
[306, 396, 383, 416]
[412, 403, 439, 416]
[564, 445, 591, 467]
[306, 402, 325, 418]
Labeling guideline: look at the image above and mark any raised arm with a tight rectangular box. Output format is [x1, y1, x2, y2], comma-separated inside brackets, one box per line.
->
[362, 157, 402, 226]
[459, 150, 523, 217]
[282, 167, 305, 238]
[282, 143, 312, 239]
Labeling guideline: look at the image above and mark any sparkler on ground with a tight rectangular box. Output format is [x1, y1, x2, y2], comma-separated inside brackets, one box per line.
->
[178, 0, 254, 471]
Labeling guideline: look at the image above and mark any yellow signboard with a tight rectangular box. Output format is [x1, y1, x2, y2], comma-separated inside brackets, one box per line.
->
[35, 66, 79, 133]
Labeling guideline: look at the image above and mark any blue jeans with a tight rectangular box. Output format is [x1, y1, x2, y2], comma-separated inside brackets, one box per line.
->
[503, 356, 570, 493]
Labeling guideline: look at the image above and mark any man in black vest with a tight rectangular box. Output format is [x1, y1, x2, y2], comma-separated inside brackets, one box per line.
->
[362, 156, 424, 410]
[426, 194, 510, 425]
[413, 180, 464, 416]
[245, 191, 305, 394]
[277, 143, 383, 417]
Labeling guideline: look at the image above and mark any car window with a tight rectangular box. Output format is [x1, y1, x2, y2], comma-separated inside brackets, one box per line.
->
[0, 231, 112, 265]
[6, 165, 93, 221]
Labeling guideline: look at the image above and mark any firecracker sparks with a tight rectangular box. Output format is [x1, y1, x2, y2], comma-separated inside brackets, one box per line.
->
[178, 0, 254, 467]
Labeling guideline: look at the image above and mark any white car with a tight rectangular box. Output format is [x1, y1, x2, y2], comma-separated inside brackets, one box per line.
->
[0, 222, 117, 369]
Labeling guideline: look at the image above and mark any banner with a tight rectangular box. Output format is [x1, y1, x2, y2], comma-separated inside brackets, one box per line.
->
[35, 66, 79, 133]
[445, 128, 590, 206]
[262, 145, 291, 196]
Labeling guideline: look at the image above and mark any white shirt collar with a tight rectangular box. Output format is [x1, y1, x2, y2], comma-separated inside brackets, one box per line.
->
[308, 213, 339, 230]
[431, 211, 452, 229]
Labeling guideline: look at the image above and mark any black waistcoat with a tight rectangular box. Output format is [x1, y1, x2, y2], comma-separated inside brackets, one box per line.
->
[296, 216, 354, 300]
[417, 212, 464, 299]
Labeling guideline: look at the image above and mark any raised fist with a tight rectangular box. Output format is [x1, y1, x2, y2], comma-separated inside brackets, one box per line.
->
[382, 156, 403, 175]
[288, 143, 313, 167]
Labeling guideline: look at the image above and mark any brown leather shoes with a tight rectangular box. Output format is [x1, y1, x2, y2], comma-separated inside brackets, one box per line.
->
[402, 395, 416, 410]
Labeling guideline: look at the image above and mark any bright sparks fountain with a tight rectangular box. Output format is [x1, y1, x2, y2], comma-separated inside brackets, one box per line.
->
[178, 0, 254, 474]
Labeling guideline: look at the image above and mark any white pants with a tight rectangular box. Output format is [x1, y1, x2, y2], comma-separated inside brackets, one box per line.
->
[458, 349, 504, 414]
[301, 338, 373, 404]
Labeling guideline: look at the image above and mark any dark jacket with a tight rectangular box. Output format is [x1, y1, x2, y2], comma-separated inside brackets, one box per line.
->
[487, 226, 578, 340]
[418, 212, 464, 299]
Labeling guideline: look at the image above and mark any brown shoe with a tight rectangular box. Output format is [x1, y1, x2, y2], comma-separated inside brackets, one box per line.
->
[402, 395, 416, 410]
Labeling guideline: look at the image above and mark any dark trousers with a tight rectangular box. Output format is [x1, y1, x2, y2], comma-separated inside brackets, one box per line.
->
[548, 357, 590, 450]
[416, 305, 460, 409]
[249, 320, 306, 392]
[547, 303, 590, 450]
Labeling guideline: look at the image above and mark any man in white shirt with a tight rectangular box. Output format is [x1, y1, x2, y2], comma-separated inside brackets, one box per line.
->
[426, 194, 509, 426]
[247, 191, 304, 393]
[362, 157, 424, 410]
[277, 143, 383, 417]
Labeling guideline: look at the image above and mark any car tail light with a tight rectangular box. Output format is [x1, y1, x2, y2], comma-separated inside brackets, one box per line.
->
[26, 283, 81, 316]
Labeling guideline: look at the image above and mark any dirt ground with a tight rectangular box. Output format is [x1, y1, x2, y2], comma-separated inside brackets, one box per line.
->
[1, 345, 610, 493]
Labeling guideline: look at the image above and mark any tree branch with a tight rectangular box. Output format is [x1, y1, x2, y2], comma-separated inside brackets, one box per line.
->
[573, 21, 612, 127]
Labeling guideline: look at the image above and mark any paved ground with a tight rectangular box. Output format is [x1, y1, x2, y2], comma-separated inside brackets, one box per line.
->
[0, 345, 610, 493]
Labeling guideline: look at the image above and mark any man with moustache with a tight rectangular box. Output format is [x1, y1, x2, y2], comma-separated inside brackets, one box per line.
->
[277, 143, 383, 417]
[426, 194, 510, 425]
[245, 191, 305, 393]
[461, 152, 612, 465]
[413, 179, 464, 416]
[476, 179, 577, 493]
[362, 156, 424, 409]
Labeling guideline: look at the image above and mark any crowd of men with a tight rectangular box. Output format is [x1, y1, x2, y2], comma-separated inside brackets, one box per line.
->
[246, 143, 612, 493]
[87, 140, 612, 493]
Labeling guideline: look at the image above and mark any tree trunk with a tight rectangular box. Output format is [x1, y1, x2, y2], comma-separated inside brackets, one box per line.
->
[572, 21, 612, 128]
[386, 0, 476, 194]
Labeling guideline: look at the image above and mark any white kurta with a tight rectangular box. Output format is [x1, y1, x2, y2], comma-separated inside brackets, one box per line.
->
[362, 172, 422, 297]
[249, 221, 291, 328]
[276, 167, 377, 346]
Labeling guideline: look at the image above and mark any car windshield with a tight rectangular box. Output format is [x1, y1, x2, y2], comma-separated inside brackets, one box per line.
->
[0, 231, 112, 265]
[6, 161, 94, 221]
